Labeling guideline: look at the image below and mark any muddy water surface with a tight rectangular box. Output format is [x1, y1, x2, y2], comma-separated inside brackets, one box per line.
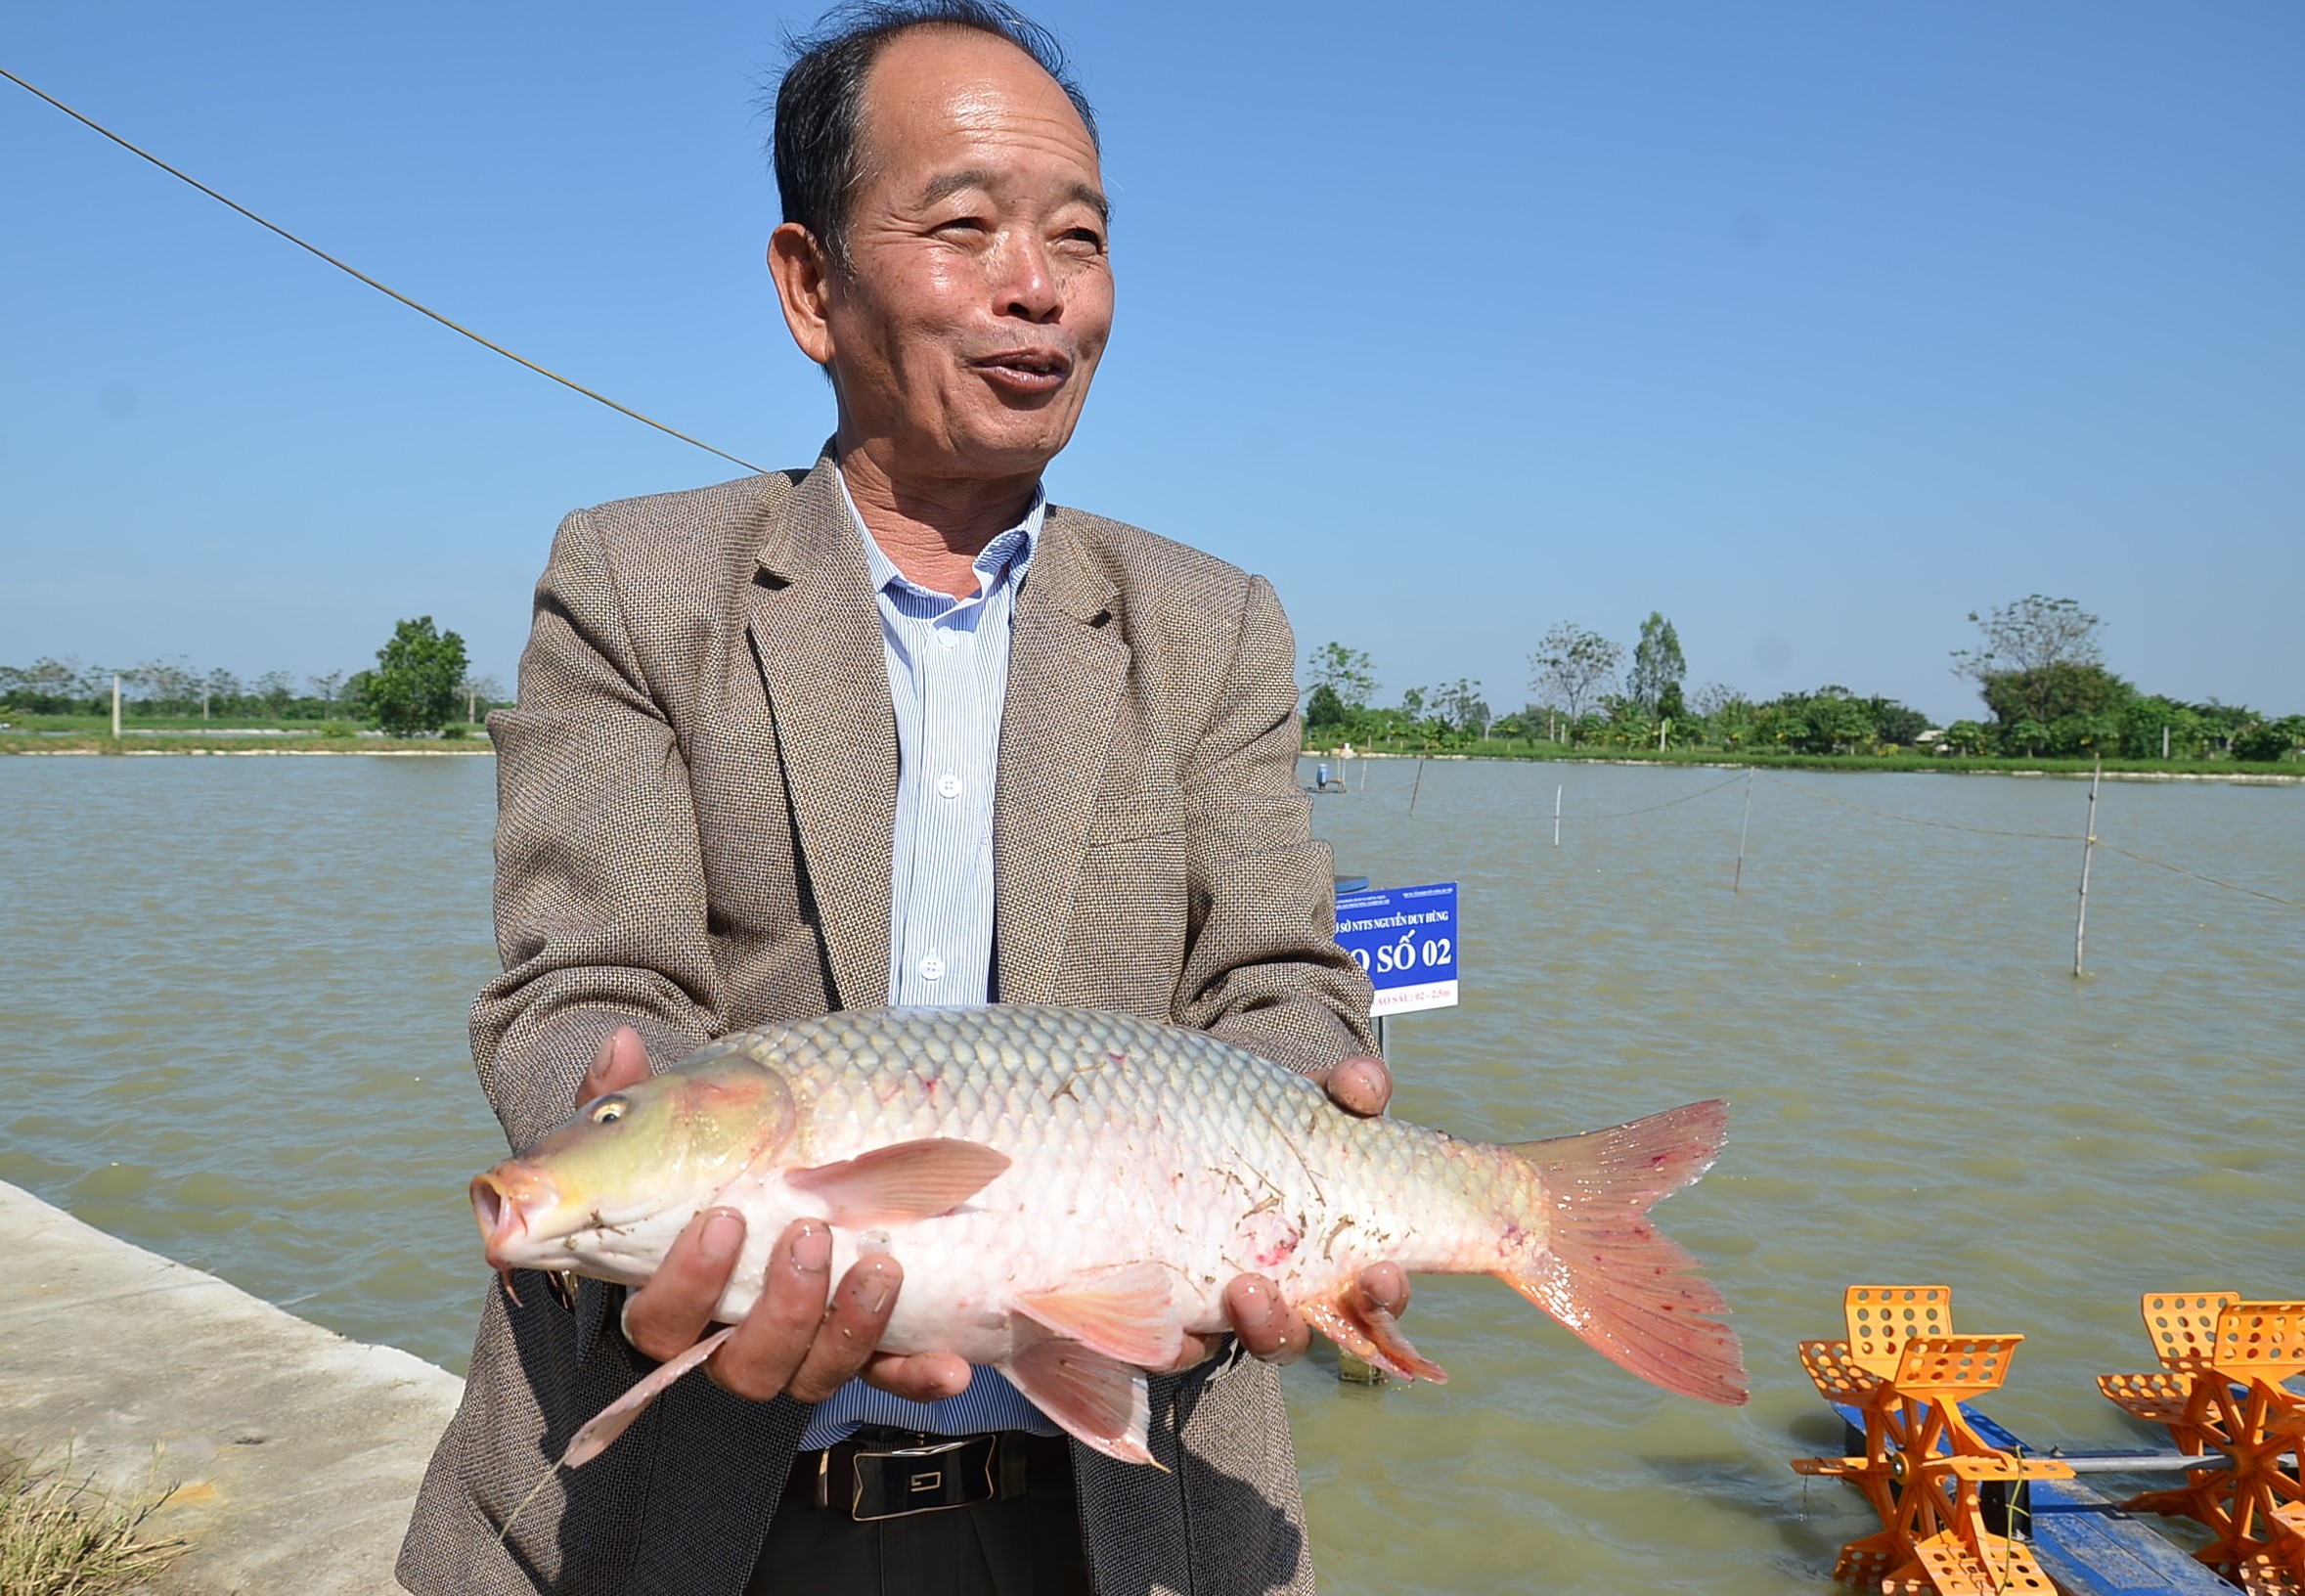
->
[3, 754, 2297, 1593]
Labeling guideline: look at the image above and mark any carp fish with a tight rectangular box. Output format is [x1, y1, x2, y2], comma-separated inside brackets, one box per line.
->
[471, 1004, 1747, 1466]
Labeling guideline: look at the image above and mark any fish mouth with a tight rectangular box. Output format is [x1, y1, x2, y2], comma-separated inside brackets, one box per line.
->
[471, 1167, 557, 1271]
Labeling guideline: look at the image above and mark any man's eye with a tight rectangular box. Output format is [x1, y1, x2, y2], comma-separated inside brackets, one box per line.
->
[1058, 228, 1105, 252]
[936, 216, 990, 235]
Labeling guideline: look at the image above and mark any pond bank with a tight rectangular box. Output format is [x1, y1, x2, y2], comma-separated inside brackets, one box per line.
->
[2, 1180, 460, 1594]
[1305, 748, 2302, 782]
[0, 740, 492, 756]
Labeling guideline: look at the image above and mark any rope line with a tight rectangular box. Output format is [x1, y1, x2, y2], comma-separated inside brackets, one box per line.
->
[1758, 774, 2303, 912]
[0, 66, 766, 475]
[2092, 842, 2305, 911]
[1574, 772, 1750, 819]
[1757, 774, 2071, 840]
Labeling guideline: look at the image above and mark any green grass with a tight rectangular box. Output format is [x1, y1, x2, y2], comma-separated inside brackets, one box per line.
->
[0, 710, 491, 753]
[0, 712, 492, 736]
[0, 1447, 186, 1596]
[1304, 737, 2300, 778]
[3, 712, 342, 733]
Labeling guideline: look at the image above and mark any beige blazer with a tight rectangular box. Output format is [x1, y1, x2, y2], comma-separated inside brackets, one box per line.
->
[397, 455, 1374, 1595]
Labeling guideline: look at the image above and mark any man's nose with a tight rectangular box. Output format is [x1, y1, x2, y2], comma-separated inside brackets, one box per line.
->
[992, 232, 1062, 324]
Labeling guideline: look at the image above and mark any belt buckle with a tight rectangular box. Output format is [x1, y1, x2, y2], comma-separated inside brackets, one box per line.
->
[849, 1434, 997, 1522]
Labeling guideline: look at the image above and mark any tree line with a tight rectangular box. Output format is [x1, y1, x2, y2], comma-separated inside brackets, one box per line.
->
[0, 617, 503, 738]
[1304, 596, 2303, 763]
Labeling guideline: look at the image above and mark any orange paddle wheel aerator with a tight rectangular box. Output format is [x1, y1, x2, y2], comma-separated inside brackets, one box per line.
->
[2098, 1293, 2305, 1595]
[1793, 1285, 2075, 1596]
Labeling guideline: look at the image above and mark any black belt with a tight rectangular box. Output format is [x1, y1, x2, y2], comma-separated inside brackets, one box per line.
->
[783, 1428, 1066, 1522]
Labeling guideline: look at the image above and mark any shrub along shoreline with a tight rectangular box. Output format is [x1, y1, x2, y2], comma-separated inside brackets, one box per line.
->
[1, 733, 491, 755]
[4, 732, 2291, 778]
[1302, 738, 2301, 781]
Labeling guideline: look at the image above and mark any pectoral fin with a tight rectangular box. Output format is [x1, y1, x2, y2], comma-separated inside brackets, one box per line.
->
[999, 1337, 1154, 1466]
[560, 1325, 734, 1469]
[784, 1138, 1011, 1227]
[1012, 1262, 1184, 1367]
[1302, 1285, 1449, 1384]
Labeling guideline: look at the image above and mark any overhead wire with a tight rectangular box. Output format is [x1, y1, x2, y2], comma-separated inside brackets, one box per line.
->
[15, 69, 2305, 916]
[0, 65, 767, 475]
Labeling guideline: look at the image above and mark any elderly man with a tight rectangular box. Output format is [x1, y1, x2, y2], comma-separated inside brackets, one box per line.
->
[399, 4, 1396, 1592]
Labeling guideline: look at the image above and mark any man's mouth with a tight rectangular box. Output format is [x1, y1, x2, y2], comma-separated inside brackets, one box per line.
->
[972, 348, 1072, 395]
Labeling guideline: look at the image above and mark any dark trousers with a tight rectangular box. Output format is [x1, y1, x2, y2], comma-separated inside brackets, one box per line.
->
[746, 1432, 1092, 1596]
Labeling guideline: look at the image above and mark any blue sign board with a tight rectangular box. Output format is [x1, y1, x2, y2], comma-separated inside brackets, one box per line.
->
[1333, 881, 1458, 1016]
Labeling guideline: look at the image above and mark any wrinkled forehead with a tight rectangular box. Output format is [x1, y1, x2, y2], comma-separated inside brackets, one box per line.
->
[854, 25, 1102, 201]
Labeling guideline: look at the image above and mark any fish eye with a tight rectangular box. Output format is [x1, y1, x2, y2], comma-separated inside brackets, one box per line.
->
[589, 1096, 629, 1125]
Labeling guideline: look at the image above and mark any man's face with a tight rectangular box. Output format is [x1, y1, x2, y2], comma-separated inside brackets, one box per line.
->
[801, 27, 1112, 486]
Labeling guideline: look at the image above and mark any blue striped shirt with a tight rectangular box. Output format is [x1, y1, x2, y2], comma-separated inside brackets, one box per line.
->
[795, 474, 1060, 1449]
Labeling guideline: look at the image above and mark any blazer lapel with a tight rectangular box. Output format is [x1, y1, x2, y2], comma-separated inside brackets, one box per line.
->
[995, 507, 1127, 1003]
[742, 454, 897, 1011]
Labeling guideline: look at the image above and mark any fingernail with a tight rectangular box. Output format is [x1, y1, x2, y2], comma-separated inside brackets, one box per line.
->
[859, 1266, 897, 1316]
[792, 1224, 830, 1273]
[699, 1210, 742, 1262]
[1236, 1278, 1270, 1316]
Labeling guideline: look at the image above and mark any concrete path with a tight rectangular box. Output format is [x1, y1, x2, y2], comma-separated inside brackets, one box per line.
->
[2, 1179, 463, 1595]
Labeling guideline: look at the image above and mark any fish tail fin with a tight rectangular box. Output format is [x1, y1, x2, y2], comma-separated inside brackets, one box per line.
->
[1495, 1099, 1748, 1406]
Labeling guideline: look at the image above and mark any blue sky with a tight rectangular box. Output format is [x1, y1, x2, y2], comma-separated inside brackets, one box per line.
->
[4, 2, 2298, 723]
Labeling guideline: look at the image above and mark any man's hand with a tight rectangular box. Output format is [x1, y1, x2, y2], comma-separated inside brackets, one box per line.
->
[1314, 1051, 1392, 1119]
[579, 1027, 971, 1404]
[1173, 1052, 1410, 1370]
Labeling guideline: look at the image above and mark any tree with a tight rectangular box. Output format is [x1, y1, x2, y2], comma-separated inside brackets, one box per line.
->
[1751, 685, 1877, 754]
[1952, 596, 2106, 731]
[1978, 662, 2132, 755]
[1941, 719, 1992, 755]
[201, 666, 243, 716]
[1304, 683, 1347, 732]
[0, 657, 97, 714]
[365, 616, 468, 735]
[254, 670, 295, 717]
[2119, 694, 2205, 760]
[1432, 678, 1489, 735]
[1529, 622, 1623, 723]
[1306, 643, 1376, 709]
[2191, 699, 2259, 757]
[125, 655, 198, 714]
[455, 672, 508, 723]
[2233, 715, 2304, 763]
[1625, 612, 1687, 716]
[1860, 696, 1931, 747]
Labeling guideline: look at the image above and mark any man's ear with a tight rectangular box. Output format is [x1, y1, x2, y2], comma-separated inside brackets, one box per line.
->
[768, 222, 838, 367]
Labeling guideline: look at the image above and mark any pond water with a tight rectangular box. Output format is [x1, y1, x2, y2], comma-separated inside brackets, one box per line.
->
[3, 753, 2297, 1594]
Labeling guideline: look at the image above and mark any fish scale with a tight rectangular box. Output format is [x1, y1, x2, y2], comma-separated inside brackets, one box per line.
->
[472, 1003, 1748, 1467]
[776, 1008, 1463, 1308]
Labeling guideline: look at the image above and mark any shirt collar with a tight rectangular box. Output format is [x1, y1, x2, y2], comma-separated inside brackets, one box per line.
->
[837, 467, 1044, 603]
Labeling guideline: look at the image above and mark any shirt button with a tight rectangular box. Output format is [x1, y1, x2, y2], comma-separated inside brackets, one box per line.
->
[919, 954, 945, 982]
[936, 630, 959, 650]
[936, 773, 962, 799]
